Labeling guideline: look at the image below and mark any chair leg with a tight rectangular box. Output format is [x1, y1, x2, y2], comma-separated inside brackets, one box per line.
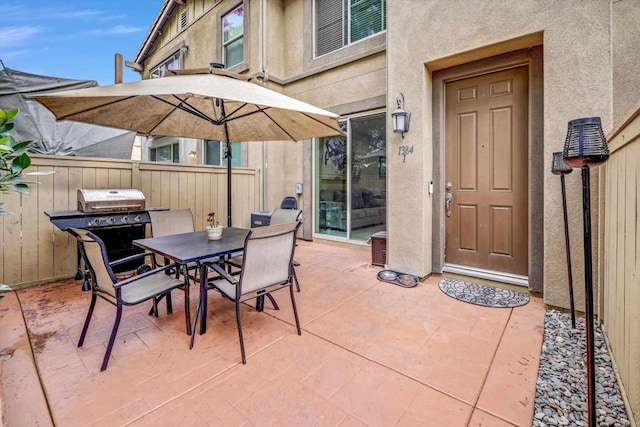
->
[292, 266, 300, 292]
[183, 285, 191, 336]
[101, 303, 123, 371]
[165, 292, 173, 314]
[78, 293, 97, 347]
[235, 300, 246, 364]
[148, 297, 157, 315]
[189, 292, 202, 350]
[266, 294, 279, 310]
[289, 284, 302, 335]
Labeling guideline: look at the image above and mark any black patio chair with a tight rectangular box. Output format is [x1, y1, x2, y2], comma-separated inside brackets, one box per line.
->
[197, 221, 302, 363]
[280, 196, 298, 209]
[148, 209, 198, 318]
[229, 208, 303, 293]
[68, 227, 188, 371]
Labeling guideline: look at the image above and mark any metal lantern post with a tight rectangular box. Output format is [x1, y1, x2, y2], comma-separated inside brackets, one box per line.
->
[551, 151, 576, 328]
[562, 117, 610, 427]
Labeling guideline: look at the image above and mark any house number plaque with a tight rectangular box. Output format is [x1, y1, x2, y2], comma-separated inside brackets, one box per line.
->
[398, 145, 414, 163]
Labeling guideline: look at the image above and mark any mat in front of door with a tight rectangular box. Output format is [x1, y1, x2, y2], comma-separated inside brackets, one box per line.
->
[438, 278, 529, 308]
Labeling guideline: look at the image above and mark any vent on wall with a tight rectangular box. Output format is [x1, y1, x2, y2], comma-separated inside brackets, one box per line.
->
[181, 10, 188, 29]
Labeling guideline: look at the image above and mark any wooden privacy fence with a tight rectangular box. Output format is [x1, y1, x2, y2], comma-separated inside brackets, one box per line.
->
[601, 106, 640, 423]
[0, 155, 260, 287]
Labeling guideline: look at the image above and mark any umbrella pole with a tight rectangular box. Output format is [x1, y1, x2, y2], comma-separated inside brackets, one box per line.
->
[226, 139, 232, 227]
[220, 99, 232, 228]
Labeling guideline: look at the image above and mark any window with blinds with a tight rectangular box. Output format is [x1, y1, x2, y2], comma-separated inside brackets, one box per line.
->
[223, 5, 244, 68]
[315, 0, 386, 57]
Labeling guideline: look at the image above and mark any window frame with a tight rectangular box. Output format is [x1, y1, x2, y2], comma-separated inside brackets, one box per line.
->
[313, 0, 386, 58]
[216, 1, 249, 73]
[222, 4, 244, 69]
[149, 51, 181, 79]
[149, 143, 180, 163]
[313, 109, 387, 243]
[205, 140, 246, 167]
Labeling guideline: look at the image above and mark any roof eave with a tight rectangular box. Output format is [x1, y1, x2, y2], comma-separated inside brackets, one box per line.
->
[132, 0, 177, 66]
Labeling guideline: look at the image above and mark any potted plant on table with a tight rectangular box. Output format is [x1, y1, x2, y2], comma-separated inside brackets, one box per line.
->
[206, 212, 223, 240]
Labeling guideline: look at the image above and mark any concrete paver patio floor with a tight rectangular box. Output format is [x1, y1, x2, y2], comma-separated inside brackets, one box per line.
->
[1, 240, 545, 426]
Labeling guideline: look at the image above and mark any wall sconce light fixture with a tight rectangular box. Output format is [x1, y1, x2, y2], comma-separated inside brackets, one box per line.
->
[562, 116, 609, 427]
[391, 93, 410, 138]
[188, 150, 197, 163]
[180, 45, 189, 54]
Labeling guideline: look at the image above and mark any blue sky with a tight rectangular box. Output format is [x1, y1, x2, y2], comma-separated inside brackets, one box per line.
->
[1, 1, 163, 86]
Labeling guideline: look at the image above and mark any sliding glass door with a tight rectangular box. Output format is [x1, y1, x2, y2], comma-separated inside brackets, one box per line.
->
[315, 112, 386, 241]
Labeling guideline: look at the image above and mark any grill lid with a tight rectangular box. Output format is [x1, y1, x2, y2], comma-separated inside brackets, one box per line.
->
[78, 189, 146, 212]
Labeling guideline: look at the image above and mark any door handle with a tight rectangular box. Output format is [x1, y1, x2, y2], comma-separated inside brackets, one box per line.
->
[445, 193, 453, 217]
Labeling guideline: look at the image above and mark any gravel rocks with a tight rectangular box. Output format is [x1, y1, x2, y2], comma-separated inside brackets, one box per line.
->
[533, 309, 631, 427]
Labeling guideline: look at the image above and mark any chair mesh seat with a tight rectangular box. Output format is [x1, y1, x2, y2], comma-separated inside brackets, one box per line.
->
[121, 274, 184, 305]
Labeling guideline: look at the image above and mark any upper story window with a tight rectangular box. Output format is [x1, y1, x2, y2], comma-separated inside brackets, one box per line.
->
[149, 52, 181, 78]
[315, 0, 386, 57]
[223, 5, 244, 68]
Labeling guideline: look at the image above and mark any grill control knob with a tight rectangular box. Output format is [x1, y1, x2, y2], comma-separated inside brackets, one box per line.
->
[90, 218, 102, 227]
[133, 215, 142, 223]
[121, 216, 131, 224]
[106, 217, 116, 225]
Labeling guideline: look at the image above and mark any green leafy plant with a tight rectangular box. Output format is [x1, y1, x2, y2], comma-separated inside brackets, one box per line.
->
[0, 107, 51, 215]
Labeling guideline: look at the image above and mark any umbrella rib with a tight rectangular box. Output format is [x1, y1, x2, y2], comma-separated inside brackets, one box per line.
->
[223, 102, 250, 120]
[138, 95, 224, 136]
[299, 111, 344, 134]
[156, 95, 223, 124]
[260, 109, 297, 141]
[57, 96, 134, 120]
[221, 105, 296, 140]
[219, 104, 299, 139]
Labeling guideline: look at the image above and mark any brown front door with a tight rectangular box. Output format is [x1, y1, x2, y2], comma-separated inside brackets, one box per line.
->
[444, 66, 529, 276]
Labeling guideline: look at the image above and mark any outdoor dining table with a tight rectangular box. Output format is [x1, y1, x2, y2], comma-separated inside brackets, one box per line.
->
[133, 227, 249, 341]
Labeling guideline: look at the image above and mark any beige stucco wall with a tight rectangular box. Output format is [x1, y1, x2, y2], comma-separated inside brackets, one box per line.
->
[136, 0, 638, 308]
[139, 0, 307, 225]
[387, 0, 619, 308]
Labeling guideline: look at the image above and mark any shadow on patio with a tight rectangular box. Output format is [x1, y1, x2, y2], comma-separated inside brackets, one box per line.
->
[1, 240, 544, 426]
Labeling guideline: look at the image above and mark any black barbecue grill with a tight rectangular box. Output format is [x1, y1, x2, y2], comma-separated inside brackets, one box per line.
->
[45, 189, 168, 276]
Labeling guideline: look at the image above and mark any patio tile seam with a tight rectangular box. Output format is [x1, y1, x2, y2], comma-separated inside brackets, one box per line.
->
[123, 329, 303, 425]
[300, 327, 477, 411]
[12, 289, 56, 425]
[470, 306, 516, 423]
[260, 282, 379, 328]
[121, 360, 243, 426]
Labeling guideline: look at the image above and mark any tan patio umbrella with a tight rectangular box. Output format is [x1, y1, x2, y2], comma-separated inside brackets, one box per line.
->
[30, 68, 343, 226]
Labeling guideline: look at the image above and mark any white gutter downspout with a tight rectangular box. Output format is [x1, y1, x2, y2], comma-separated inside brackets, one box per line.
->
[261, 0, 269, 211]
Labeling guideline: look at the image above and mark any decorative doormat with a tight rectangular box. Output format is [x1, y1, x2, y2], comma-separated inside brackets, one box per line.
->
[438, 278, 529, 308]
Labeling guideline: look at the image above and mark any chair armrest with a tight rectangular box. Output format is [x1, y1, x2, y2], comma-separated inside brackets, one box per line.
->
[113, 263, 181, 288]
[206, 261, 239, 285]
[109, 251, 154, 268]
